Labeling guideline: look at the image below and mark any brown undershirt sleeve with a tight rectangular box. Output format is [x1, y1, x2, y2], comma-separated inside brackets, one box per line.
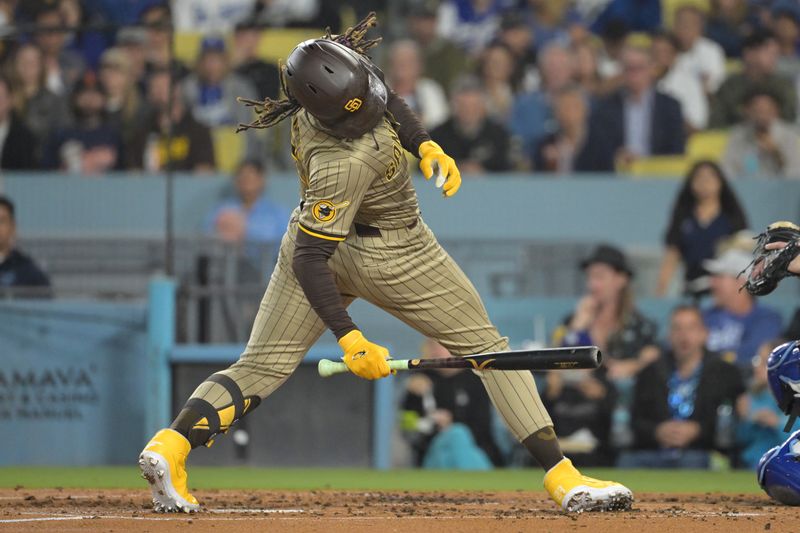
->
[386, 87, 431, 155]
[292, 228, 357, 340]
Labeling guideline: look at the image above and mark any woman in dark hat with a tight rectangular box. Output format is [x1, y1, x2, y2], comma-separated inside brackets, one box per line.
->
[554, 244, 659, 382]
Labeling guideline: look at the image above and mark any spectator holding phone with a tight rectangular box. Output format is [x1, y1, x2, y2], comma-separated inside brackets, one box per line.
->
[721, 86, 800, 178]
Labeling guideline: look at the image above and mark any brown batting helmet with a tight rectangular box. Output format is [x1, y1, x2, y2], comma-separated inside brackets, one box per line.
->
[284, 39, 387, 139]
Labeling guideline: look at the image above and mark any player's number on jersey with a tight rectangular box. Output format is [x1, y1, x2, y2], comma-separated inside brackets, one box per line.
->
[384, 129, 403, 182]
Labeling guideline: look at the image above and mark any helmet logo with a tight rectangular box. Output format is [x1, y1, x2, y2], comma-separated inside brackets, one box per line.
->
[780, 375, 800, 396]
[311, 200, 350, 222]
[344, 98, 363, 112]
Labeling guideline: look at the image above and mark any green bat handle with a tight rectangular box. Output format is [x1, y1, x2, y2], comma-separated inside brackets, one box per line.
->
[317, 359, 409, 378]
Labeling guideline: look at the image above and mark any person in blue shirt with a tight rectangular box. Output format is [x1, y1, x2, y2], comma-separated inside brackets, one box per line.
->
[590, 0, 662, 34]
[205, 159, 290, 249]
[518, 0, 585, 50]
[510, 43, 574, 166]
[181, 37, 258, 129]
[702, 247, 783, 374]
[80, 0, 163, 27]
[737, 339, 790, 469]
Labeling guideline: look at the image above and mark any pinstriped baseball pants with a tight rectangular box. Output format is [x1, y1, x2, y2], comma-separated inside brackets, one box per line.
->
[188, 215, 552, 442]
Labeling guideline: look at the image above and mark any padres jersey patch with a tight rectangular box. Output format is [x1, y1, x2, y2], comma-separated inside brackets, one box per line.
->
[312, 200, 350, 222]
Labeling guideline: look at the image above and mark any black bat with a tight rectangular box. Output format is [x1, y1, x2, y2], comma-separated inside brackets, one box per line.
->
[318, 346, 601, 377]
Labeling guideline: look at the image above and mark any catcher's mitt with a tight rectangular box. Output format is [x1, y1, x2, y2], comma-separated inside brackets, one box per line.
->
[741, 221, 800, 296]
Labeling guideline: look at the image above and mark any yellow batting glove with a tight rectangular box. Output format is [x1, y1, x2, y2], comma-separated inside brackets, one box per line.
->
[338, 330, 392, 380]
[418, 140, 462, 197]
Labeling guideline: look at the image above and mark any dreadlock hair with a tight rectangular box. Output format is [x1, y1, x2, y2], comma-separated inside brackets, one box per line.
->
[323, 11, 382, 56]
[235, 63, 300, 133]
[236, 12, 382, 133]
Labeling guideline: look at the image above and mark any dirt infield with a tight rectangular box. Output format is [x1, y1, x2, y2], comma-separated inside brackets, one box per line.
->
[0, 488, 795, 532]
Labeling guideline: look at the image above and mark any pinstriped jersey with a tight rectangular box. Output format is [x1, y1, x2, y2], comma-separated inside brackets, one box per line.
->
[291, 109, 420, 241]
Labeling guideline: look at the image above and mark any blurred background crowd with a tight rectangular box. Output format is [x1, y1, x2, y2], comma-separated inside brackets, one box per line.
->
[0, 0, 796, 176]
[2, 0, 800, 472]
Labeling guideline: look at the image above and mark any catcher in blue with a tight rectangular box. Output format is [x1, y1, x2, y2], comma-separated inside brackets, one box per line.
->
[138, 14, 632, 514]
[759, 428, 800, 506]
[759, 339, 800, 506]
[742, 221, 800, 504]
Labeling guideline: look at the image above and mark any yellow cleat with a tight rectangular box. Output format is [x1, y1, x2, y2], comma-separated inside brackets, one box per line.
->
[138, 428, 200, 513]
[544, 458, 633, 513]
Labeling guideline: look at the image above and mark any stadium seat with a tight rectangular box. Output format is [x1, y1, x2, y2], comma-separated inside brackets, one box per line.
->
[212, 126, 245, 173]
[174, 29, 322, 66]
[174, 32, 206, 65]
[725, 58, 743, 75]
[687, 130, 730, 163]
[628, 155, 691, 178]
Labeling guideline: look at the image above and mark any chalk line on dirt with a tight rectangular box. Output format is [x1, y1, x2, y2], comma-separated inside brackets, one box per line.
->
[0, 516, 90, 524]
[0, 509, 768, 524]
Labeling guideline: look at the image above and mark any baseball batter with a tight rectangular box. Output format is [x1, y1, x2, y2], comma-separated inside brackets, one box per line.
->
[139, 14, 632, 514]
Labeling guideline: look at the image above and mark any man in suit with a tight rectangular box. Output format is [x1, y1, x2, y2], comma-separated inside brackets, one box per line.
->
[0, 76, 37, 170]
[575, 44, 685, 172]
[431, 76, 513, 172]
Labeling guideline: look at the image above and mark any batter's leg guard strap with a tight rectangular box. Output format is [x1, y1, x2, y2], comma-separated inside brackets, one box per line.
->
[207, 373, 245, 421]
[170, 398, 221, 449]
[244, 396, 261, 414]
[169, 375, 262, 449]
[184, 398, 222, 434]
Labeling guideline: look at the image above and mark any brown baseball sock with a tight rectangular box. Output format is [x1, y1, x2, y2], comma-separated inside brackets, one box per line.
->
[522, 426, 564, 471]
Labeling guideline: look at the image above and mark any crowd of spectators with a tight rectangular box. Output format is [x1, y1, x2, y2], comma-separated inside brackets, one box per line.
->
[0, 0, 341, 173]
[0, 0, 795, 176]
[380, 0, 800, 176]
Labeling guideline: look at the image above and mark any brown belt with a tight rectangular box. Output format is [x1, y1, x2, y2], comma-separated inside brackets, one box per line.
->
[355, 219, 418, 238]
